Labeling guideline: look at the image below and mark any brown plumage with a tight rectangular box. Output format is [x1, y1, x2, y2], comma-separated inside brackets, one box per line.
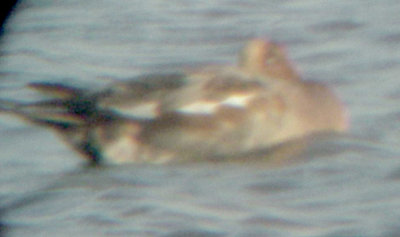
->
[0, 39, 348, 164]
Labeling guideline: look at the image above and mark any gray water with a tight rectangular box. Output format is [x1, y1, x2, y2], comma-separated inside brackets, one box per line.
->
[1, 0, 400, 236]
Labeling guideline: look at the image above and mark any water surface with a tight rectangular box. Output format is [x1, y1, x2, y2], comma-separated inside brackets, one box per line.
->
[1, 0, 400, 236]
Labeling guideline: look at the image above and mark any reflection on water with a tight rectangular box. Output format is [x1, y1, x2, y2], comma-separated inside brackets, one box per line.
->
[1, 0, 400, 236]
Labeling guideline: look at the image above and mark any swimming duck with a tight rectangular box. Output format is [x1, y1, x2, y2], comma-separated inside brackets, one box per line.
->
[0, 39, 348, 164]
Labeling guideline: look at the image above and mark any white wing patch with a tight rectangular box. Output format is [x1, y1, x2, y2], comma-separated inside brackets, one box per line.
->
[221, 94, 254, 108]
[176, 94, 254, 115]
[176, 101, 219, 115]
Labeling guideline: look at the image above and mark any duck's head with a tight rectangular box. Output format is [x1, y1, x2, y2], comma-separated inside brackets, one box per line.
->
[239, 38, 300, 81]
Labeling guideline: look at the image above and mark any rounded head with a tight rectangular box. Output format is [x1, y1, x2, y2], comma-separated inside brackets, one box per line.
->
[239, 39, 299, 81]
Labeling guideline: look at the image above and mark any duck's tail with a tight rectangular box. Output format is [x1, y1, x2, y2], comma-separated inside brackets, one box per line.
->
[0, 82, 84, 112]
[0, 83, 111, 164]
[0, 98, 19, 112]
[0, 82, 91, 128]
[0, 97, 81, 128]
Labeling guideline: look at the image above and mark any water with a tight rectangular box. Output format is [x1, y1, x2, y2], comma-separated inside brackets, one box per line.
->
[1, 0, 400, 236]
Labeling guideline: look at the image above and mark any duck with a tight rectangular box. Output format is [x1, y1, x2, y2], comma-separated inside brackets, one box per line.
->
[0, 39, 348, 164]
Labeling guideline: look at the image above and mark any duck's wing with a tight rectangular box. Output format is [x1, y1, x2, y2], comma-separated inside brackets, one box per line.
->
[5, 73, 186, 127]
[97, 73, 187, 119]
[137, 73, 289, 158]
